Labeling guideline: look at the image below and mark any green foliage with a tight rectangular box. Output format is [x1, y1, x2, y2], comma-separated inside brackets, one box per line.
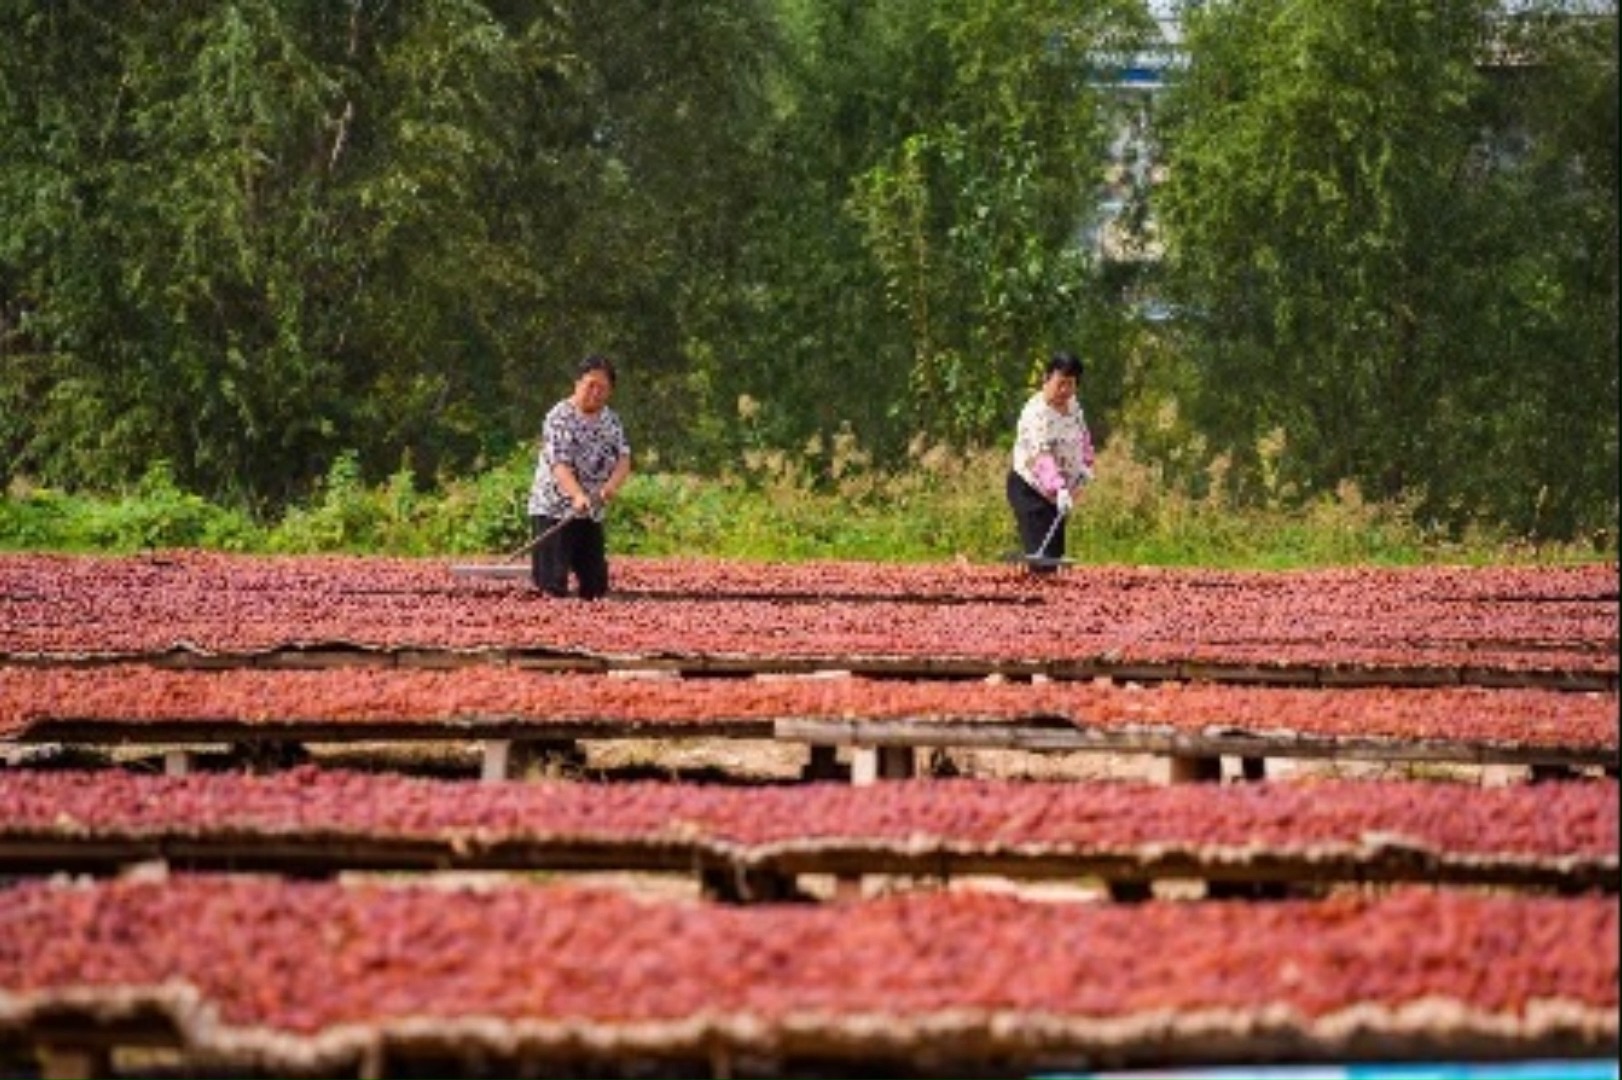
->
[0, 0, 1614, 544]
[0, 462, 255, 552]
[0, 487, 74, 551]
[608, 437, 1013, 562]
[422, 450, 538, 557]
[0, 0, 774, 505]
[842, 0, 1155, 445]
[1154, 0, 1618, 540]
[5, 441, 1610, 568]
[93, 462, 257, 551]
[264, 451, 374, 553]
[264, 448, 535, 556]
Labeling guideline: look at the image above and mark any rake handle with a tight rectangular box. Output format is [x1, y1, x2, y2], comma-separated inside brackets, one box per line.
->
[502, 512, 583, 561]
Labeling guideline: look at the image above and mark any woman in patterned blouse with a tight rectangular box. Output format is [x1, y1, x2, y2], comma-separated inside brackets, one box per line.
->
[1006, 351, 1094, 573]
[526, 355, 633, 598]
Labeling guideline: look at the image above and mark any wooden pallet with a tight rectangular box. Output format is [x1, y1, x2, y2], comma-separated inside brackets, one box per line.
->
[447, 563, 529, 580]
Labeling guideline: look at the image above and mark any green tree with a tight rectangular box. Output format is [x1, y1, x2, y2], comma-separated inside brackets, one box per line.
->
[0, 1, 774, 507]
[0, 2, 555, 505]
[692, 0, 1155, 476]
[1463, 3, 1618, 539]
[506, 0, 778, 468]
[844, 0, 1156, 446]
[1155, 0, 1617, 538]
[682, 0, 944, 471]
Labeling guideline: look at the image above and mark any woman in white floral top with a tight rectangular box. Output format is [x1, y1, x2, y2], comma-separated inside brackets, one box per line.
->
[1006, 351, 1094, 572]
[527, 355, 632, 598]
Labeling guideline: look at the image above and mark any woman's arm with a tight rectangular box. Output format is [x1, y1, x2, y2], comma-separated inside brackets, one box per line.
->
[600, 454, 632, 503]
[550, 462, 593, 514]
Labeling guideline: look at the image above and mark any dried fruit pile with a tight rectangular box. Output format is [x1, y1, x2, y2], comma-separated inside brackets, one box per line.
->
[1, 664, 1614, 749]
[0, 878, 1613, 1073]
[2, 552, 1617, 1074]
[4, 767, 1614, 863]
[2, 554, 1614, 677]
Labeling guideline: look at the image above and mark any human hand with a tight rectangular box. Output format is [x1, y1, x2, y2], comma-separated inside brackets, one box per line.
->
[1056, 488, 1074, 516]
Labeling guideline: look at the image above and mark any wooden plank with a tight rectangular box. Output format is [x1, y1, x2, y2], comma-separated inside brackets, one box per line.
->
[0, 836, 716, 877]
[1461, 667, 1618, 693]
[1316, 665, 1462, 688]
[1180, 663, 1322, 686]
[448, 564, 530, 580]
[392, 649, 504, 669]
[255, 648, 398, 670]
[0, 834, 1609, 894]
[772, 717, 1620, 769]
[20, 715, 776, 746]
[1047, 660, 1187, 684]
[5, 647, 1612, 691]
[502, 652, 609, 672]
[40, 709, 1606, 773]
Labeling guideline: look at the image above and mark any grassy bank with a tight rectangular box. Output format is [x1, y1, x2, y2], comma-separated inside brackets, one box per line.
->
[1, 442, 1614, 568]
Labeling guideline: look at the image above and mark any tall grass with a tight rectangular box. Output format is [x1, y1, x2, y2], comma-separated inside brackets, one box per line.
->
[1, 439, 1613, 567]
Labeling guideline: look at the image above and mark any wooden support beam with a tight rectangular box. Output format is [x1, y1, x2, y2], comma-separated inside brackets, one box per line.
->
[482, 739, 514, 782]
[851, 746, 917, 786]
[774, 717, 1617, 771]
[481, 738, 583, 782]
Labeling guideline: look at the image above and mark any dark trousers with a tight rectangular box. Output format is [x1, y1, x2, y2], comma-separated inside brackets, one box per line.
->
[1006, 470, 1064, 570]
[530, 515, 610, 599]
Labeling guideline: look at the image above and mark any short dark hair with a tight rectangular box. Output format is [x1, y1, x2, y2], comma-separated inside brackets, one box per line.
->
[577, 354, 617, 387]
[1046, 350, 1083, 380]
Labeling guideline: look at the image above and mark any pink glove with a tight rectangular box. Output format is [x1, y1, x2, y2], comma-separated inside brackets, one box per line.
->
[1033, 454, 1064, 497]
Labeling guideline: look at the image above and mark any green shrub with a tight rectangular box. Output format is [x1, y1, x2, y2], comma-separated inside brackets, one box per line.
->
[2, 437, 1613, 567]
[266, 452, 377, 553]
[0, 486, 75, 550]
[414, 450, 536, 556]
[0, 464, 255, 552]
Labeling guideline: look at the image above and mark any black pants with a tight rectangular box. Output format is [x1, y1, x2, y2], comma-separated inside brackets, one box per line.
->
[1006, 470, 1064, 571]
[530, 515, 610, 599]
